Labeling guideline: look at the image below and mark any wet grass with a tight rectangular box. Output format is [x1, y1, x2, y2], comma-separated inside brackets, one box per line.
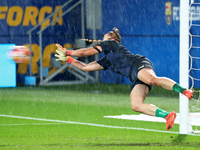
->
[0, 84, 200, 149]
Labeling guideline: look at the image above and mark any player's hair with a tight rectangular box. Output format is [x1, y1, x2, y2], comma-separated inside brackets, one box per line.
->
[81, 27, 121, 43]
[107, 27, 121, 43]
[80, 39, 102, 43]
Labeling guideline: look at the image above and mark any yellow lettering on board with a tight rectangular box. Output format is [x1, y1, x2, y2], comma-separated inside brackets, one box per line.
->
[42, 44, 65, 75]
[17, 63, 28, 74]
[38, 6, 52, 30]
[0, 6, 8, 19]
[52, 6, 63, 26]
[17, 44, 65, 75]
[49, 67, 58, 76]
[30, 44, 40, 74]
[17, 45, 29, 74]
[7, 6, 23, 26]
[43, 44, 57, 67]
[23, 6, 38, 26]
[18, 44, 40, 74]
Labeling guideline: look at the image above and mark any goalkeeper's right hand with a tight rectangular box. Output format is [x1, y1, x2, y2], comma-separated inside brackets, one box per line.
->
[55, 44, 72, 56]
[55, 47, 68, 62]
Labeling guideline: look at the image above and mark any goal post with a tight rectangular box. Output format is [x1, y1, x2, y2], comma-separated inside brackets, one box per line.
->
[179, 0, 191, 134]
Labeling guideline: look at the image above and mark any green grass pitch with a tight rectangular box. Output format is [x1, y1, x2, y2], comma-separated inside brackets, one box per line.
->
[0, 84, 200, 149]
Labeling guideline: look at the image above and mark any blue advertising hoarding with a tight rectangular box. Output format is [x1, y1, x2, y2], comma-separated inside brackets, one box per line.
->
[0, 44, 16, 87]
[1, 0, 200, 87]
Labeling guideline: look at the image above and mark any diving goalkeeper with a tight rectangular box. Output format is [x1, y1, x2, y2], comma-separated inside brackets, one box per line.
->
[55, 27, 193, 130]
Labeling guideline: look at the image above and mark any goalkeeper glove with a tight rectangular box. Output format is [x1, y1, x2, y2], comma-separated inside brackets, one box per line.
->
[55, 45, 75, 64]
[55, 44, 72, 56]
[55, 47, 68, 62]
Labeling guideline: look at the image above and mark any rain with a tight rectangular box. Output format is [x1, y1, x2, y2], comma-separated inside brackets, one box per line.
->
[1, 0, 200, 149]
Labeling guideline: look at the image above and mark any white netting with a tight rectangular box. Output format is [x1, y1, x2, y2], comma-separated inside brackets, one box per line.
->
[189, 0, 200, 133]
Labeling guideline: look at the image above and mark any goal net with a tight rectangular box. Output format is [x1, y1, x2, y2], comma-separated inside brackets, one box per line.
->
[180, 0, 200, 134]
[189, 0, 200, 133]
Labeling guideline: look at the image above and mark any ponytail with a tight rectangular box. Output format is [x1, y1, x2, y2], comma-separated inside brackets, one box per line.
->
[80, 39, 102, 43]
[80, 27, 121, 43]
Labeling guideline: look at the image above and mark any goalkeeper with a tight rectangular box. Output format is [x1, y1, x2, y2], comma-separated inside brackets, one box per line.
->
[55, 27, 193, 130]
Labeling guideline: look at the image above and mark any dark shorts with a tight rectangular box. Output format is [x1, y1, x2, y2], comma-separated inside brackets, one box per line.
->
[129, 58, 154, 92]
[130, 79, 152, 92]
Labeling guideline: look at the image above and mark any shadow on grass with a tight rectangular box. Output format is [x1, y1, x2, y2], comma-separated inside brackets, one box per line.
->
[172, 134, 187, 143]
[3, 140, 200, 149]
[90, 143, 200, 147]
[171, 134, 200, 146]
[90, 137, 200, 147]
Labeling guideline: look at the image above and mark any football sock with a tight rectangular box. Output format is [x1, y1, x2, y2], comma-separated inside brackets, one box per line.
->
[172, 83, 186, 94]
[155, 108, 169, 118]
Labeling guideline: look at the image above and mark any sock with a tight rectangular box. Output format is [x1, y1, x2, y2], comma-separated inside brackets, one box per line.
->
[155, 108, 169, 118]
[172, 83, 186, 93]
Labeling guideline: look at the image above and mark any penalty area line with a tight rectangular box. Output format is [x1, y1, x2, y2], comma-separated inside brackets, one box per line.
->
[0, 114, 191, 135]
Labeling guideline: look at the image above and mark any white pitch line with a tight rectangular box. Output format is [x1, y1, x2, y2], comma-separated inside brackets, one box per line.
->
[0, 123, 63, 126]
[0, 114, 199, 136]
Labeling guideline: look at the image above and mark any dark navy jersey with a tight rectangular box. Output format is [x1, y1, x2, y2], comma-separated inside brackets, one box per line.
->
[95, 40, 154, 84]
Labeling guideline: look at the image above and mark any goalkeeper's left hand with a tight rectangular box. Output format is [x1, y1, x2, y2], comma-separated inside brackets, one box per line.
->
[55, 44, 72, 56]
[55, 46, 68, 62]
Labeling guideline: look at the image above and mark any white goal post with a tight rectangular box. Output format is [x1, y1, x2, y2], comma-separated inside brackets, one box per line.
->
[179, 0, 191, 134]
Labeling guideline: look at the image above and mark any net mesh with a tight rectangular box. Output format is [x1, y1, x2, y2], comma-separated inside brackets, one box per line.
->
[189, 0, 200, 133]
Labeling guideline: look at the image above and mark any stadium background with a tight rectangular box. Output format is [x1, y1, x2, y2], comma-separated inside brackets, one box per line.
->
[2, 1, 200, 148]
[0, 0, 182, 86]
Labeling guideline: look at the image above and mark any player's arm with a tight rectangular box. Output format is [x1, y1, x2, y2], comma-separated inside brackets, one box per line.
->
[71, 46, 102, 57]
[55, 47, 104, 72]
[71, 60, 103, 72]
[55, 44, 102, 57]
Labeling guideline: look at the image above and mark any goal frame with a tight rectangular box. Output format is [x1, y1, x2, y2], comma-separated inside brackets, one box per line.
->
[179, 0, 192, 134]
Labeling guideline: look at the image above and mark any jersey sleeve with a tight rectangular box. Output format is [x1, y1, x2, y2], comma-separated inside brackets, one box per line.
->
[93, 45, 101, 53]
[93, 41, 111, 54]
[96, 55, 111, 70]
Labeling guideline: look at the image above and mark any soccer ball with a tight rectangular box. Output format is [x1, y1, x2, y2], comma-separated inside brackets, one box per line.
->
[9, 46, 30, 63]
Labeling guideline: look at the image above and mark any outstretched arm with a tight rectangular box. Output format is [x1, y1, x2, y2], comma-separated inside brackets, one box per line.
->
[71, 60, 104, 72]
[55, 47, 104, 72]
[55, 44, 102, 57]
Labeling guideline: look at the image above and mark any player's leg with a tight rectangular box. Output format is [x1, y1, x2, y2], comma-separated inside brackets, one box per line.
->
[138, 68, 175, 90]
[130, 84, 176, 130]
[130, 84, 168, 117]
[130, 84, 158, 116]
[137, 68, 193, 99]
